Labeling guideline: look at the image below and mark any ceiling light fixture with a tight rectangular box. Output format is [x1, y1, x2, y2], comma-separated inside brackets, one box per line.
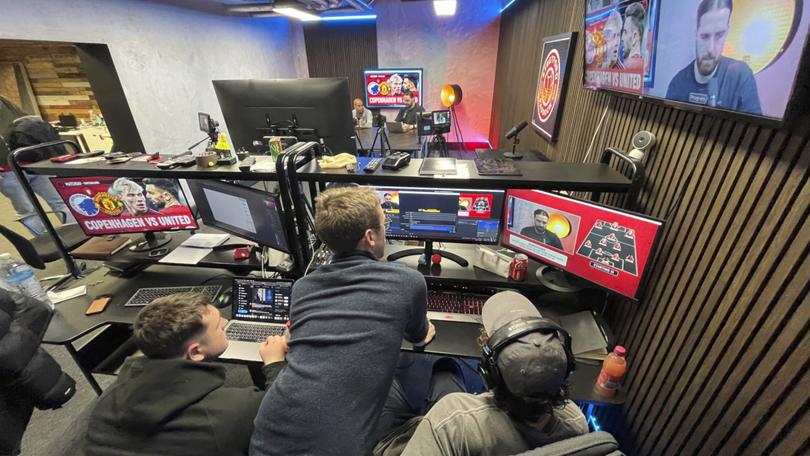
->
[274, 7, 322, 21]
[433, 0, 457, 17]
[321, 14, 377, 21]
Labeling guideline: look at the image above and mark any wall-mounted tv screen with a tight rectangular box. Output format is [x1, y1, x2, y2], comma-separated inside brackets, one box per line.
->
[363, 68, 423, 108]
[584, 0, 810, 122]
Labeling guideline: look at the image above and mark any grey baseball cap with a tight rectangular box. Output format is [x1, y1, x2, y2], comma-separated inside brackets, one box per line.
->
[482, 291, 569, 397]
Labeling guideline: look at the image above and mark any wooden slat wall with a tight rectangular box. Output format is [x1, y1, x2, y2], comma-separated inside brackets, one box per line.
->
[492, 1, 809, 454]
[0, 40, 100, 122]
[303, 21, 378, 103]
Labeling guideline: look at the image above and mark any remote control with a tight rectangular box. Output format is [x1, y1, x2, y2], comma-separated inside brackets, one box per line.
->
[239, 156, 256, 172]
[364, 158, 382, 173]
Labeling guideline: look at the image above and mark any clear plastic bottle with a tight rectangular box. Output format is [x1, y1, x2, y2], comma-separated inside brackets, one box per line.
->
[594, 345, 627, 397]
[0, 253, 52, 308]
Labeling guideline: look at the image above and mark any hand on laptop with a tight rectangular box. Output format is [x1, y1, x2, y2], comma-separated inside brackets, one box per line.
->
[424, 320, 436, 346]
[259, 335, 288, 365]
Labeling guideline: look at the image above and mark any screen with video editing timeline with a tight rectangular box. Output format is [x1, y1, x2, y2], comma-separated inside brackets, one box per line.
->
[503, 189, 663, 300]
[232, 278, 292, 323]
[376, 187, 505, 244]
[584, 0, 810, 120]
[51, 176, 197, 236]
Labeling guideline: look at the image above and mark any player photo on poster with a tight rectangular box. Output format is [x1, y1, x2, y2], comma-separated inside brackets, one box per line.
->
[532, 32, 577, 142]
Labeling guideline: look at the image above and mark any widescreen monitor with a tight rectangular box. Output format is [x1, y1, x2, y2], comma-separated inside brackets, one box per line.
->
[51, 176, 197, 237]
[364, 69, 424, 108]
[185, 179, 289, 253]
[213, 78, 356, 154]
[583, 0, 810, 122]
[503, 189, 663, 300]
[375, 187, 505, 244]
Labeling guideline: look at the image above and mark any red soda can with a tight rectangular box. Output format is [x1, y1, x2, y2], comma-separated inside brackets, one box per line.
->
[510, 254, 529, 281]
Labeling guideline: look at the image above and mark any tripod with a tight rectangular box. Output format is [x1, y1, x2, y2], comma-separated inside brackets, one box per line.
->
[370, 125, 393, 157]
[429, 131, 449, 157]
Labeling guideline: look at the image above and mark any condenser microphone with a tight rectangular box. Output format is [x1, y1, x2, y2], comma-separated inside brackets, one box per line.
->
[505, 120, 529, 139]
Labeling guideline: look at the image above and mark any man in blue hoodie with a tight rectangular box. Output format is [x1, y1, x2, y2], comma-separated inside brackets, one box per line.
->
[84, 292, 287, 456]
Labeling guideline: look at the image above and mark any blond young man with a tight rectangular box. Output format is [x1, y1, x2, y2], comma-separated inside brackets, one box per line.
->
[251, 186, 435, 456]
[85, 293, 287, 456]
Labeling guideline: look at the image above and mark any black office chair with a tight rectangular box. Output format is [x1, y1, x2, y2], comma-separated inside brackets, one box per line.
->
[0, 223, 88, 269]
[511, 431, 623, 456]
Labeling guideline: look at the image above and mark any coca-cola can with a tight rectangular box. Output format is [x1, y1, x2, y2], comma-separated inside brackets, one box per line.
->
[510, 254, 529, 281]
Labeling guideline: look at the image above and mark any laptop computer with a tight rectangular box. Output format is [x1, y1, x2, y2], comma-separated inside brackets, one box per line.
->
[386, 121, 406, 133]
[220, 277, 293, 362]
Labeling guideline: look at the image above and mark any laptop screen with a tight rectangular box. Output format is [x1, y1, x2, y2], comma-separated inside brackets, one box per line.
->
[232, 278, 292, 323]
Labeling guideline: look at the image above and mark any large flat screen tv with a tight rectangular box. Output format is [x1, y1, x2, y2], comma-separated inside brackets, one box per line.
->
[363, 69, 424, 108]
[583, 0, 810, 123]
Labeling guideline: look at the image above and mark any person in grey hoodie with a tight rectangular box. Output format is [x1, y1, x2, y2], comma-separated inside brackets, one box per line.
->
[85, 292, 287, 456]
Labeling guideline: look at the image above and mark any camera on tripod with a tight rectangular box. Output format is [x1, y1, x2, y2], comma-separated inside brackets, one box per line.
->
[373, 114, 387, 129]
[417, 110, 451, 137]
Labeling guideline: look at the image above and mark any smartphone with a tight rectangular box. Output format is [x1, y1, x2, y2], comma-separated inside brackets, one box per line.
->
[86, 294, 113, 315]
[50, 154, 80, 163]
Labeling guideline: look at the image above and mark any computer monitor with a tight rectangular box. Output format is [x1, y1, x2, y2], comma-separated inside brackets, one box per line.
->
[185, 179, 289, 253]
[212, 78, 356, 155]
[50, 176, 197, 251]
[375, 187, 505, 267]
[502, 189, 664, 300]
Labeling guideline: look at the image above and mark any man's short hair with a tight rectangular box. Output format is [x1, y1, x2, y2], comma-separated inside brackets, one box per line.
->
[384, 193, 392, 198]
[108, 178, 142, 197]
[403, 90, 414, 99]
[315, 186, 381, 253]
[143, 178, 180, 200]
[533, 208, 549, 218]
[133, 292, 211, 359]
[697, 0, 733, 23]
[624, 2, 646, 33]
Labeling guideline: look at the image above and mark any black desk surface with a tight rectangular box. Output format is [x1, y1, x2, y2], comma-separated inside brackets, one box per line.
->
[356, 127, 422, 152]
[299, 157, 631, 192]
[23, 155, 631, 192]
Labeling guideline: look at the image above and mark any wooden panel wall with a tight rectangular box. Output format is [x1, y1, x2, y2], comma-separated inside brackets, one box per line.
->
[492, 1, 809, 455]
[303, 21, 378, 103]
[0, 40, 100, 122]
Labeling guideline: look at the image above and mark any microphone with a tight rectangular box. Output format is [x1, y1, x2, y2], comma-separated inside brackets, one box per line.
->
[505, 120, 529, 139]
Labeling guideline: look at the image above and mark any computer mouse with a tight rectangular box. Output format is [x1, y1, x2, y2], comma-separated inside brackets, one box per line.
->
[214, 289, 232, 308]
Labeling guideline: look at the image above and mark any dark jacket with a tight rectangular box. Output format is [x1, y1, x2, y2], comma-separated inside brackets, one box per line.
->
[0, 289, 76, 454]
[3, 116, 66, 166]
[0, 96, 28, 166]
[85, 356, 284, 456]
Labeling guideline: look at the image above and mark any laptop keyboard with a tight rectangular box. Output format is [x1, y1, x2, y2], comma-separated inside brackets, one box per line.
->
[226, 323, 286, 342]
[124, 285, 222, 307]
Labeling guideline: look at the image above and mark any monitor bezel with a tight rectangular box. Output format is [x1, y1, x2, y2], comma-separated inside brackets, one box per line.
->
[502, 189, 665, 301]
[378, 186, 506, 246]
[185, 179, 291, 253]
[49, 175, 199, 237]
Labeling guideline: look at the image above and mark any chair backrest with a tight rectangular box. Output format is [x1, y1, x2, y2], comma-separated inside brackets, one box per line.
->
[0, 224, 47, 269]
[511, 431, 623, 456]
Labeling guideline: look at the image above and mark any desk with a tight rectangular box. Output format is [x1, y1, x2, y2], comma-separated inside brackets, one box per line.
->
[355, 127, 422, 154]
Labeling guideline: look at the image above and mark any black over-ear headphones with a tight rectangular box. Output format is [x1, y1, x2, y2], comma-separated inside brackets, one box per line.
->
[478, 317, 576, 393]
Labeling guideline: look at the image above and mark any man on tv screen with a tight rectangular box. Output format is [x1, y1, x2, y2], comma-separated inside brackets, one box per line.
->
[108, 178, 151, 216]
[601, 10, 624, 69]
[622, 2, 646, 70]
[665, 0, 762, 115]
[519, 209, 563, 250]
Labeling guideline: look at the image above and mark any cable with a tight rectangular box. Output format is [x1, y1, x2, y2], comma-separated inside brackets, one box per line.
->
[583, 99, 613, 163]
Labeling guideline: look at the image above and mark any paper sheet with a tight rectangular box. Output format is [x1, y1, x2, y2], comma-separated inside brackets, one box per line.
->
[159, 246, 212, 265]
[47, 285, 87, 304]
[181, 233, 230, 248]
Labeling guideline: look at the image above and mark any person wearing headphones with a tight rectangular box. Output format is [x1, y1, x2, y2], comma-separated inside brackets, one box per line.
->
[375, 291, 587, 455]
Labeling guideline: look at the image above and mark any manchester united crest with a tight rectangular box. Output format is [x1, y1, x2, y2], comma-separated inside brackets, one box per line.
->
[536, 49, 561, 123]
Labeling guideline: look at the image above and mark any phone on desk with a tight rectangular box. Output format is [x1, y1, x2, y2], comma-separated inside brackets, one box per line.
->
[50, 153, 81, 163]
[86, 294, 113, 315]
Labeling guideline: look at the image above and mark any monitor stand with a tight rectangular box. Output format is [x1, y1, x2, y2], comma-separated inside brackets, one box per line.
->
[129, 232, 172, 252]
[536, 264, 586, 293]
[387, 241, 469, 267]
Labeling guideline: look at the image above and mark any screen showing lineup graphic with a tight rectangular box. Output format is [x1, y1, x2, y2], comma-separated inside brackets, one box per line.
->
[503, 189, 663, 299]
[376, 187, 505, 244]
[51, 176, 197, 236]
[584, 0, 810, 121]
[232, 278, 292, 323]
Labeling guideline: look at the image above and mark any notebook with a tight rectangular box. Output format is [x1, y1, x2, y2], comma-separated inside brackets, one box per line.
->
[70, 235, 130, 259]
[559, 311, 608, 360]
[220, 277, 293, 362]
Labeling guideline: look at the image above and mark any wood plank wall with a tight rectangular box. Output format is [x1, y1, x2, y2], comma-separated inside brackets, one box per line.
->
[303, 21, 378, 103]
[491, 1, 809, 454]
[0, 41, 100, 123]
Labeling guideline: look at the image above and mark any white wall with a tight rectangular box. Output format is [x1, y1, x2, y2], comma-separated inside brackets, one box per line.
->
[0, 0, 308, 153]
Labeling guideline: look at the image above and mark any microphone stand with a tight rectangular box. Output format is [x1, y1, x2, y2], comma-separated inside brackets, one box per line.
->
[503, 133, 523, 159]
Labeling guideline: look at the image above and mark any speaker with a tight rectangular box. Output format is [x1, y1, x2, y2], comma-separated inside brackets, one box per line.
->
[628, 130, 656, 161]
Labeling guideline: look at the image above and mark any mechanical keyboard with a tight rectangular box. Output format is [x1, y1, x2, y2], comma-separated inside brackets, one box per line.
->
[124, 285, 222, 307]
[226, 323, 286, 342]
[426, 286, 504, 323]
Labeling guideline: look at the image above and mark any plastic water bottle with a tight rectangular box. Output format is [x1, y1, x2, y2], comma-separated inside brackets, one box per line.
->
[0, 253, 52, 308]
